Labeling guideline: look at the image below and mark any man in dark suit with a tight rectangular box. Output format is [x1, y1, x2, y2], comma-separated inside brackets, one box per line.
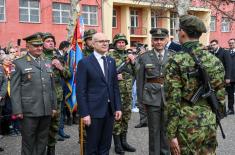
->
[76, 32, 122, 155]
[10, 33, 57, 155]
[165, 36, 182, 52]
[226, 38, 235, 115]
[209, 39, 231, 82]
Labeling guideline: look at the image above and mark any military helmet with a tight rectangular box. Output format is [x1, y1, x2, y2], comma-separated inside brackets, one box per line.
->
[42, 32, 56, 44]
[83, 29, 97, 41]
[113, 33, 128, 46]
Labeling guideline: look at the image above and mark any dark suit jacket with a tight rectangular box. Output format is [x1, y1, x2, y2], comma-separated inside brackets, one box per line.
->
[168, 41, 182, 52]
[229, 49, 235, 81]
[210, 47, 231, 79]
[76, 53, 121, 118]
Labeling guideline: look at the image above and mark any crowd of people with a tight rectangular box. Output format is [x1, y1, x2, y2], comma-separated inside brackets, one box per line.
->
[0, 14, 234, 155]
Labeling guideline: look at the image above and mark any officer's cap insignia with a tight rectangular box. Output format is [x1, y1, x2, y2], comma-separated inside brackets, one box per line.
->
[157, 29, 162, 34]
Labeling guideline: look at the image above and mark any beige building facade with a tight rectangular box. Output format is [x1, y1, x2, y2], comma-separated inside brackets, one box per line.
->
[102, 0, 211, 48]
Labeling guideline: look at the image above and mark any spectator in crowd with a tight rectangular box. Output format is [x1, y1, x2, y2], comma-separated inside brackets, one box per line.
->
[226, 38, 235, 115]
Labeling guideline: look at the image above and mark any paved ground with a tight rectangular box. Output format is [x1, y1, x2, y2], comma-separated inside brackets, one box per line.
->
[1, 112, 235, 155]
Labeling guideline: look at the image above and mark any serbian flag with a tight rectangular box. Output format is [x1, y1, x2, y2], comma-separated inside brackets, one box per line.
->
[65, 16, 84, 112]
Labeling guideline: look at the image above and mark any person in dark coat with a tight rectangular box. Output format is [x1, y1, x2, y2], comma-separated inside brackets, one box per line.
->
[226, 38, 235, 115]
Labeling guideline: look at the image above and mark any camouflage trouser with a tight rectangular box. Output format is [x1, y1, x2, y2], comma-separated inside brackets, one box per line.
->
[48, 101, 61, 147]
[113, 92, 132, 135]
[177, 125, 217, 155]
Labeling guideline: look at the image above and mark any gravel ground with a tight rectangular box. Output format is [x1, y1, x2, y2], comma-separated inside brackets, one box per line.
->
[0, 112, 234, 155]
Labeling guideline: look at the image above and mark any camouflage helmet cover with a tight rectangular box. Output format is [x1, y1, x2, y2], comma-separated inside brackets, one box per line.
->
[83, 29, 97, 41]
[113, 33, 128, 46]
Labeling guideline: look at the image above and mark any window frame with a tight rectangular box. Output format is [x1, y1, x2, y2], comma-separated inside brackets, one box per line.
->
[221, 17, 230, 32]
[130, 9, 138, 28]
[112, 9, 117, 28]
[82, 5, 98, 26]
[19, 0, 40, 23]
[0, 0, 6, 22]
[210, 16, 216, 32]
[52, 2, 71, 24]
[151, 11, 158, 28]
[170, 12, 177, 36]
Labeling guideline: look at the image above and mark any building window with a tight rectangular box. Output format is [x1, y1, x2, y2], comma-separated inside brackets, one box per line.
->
[52, 2, 71, 24]
[19, 0, 40, 23]
[210, 16, 216, 32]
[130, 10, 138, 27]
[82, 5, 98, 26]
[221, 17, 230, 32]
[112, 9, 117, 28]
[151, 11, 158, 28]
[0, 0, 5, 21]
[170, 13, 177, 36]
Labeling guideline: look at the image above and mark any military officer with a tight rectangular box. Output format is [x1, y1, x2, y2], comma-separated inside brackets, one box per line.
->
[109, 33, 136, 154]
[82, 29, 97, 56]
[164, 15, 225, 155]
[10, 33, 57, 155]
[137, 28, 171, 155]
[41, 32, 71, 155]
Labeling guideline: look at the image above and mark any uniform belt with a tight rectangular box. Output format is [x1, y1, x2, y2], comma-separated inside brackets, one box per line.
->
[146, 77, 164, 84]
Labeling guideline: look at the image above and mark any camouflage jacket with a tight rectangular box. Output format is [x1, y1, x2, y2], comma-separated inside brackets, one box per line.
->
[43, 49, 71, 102]
[82, 46, 93, 57]
[164, 41, 225, 140]
[109, 49, 135, 93]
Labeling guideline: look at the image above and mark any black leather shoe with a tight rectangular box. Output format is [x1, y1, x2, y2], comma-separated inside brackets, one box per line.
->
[0, 147, 4, 152]
[135, 123, 147, 128]
[226, 110, 234, 115]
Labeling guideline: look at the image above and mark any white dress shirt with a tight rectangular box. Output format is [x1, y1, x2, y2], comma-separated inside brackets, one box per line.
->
[94, 51, 106, 76]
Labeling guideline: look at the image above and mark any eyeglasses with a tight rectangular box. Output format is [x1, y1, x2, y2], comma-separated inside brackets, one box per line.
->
[95, 40, 110, 44]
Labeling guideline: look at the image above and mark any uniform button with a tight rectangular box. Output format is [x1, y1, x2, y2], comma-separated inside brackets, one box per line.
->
[42, 78, 44, 80]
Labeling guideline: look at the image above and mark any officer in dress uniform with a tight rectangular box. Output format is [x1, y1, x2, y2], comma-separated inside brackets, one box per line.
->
[136, 28, 171, 155]
[10, 33, 57, 155]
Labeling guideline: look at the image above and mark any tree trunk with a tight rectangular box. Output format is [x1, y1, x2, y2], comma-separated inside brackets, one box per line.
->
[67, 0, 80, 41]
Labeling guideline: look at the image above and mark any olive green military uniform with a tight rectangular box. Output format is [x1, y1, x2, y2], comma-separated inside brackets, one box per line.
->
[10, 33, 57, 155]
[136, 28, 171, 155]
[41, 33, 71, 149]
[82, 29, 97, 57]
[164, 15, 225, 155]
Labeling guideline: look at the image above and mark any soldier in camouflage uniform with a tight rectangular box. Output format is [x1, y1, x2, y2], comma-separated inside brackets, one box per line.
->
[42, 33, 71, 155]
[137, 28, 171, 155]
[164, 15, 225, 155]
[82, 29, 97, 57]
[109, 33, 136, 154]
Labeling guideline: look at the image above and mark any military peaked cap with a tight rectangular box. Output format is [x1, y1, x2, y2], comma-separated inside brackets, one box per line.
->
[179, 15, 207, 33]
[23, 32, 43, 45]
[150, 28, 169, 38]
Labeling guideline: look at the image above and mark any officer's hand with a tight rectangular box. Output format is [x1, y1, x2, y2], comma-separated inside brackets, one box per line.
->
[115, 111, 122, 120]
[52, 110, 57, 117]
[225, 79, 230, 84]
[16, 114, 23, 119]
[0, 96, 2, 101]
[127, 54, 135, 64]
[169, 138, 180, 155]
[82, 115, 91, 126]
[117, 74, 123, 80]
[52, 59, 64, 71]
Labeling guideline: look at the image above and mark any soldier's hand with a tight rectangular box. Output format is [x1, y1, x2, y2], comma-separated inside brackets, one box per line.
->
[127, 54, 135, 64]
[16, 114, 23, 119]
[0, 96, 2, 101]
[117, 74, 123, 80]
[115, 111, 122, 120]
[82, 115, 91, 126]
[169, 138, 180, 155]
[225, 79, 230, 84]
[52, 110, 57, 117]
[52, 59, 64, 71]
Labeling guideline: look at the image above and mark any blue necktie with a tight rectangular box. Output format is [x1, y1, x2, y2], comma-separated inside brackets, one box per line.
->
[101, 56, 108, 82]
